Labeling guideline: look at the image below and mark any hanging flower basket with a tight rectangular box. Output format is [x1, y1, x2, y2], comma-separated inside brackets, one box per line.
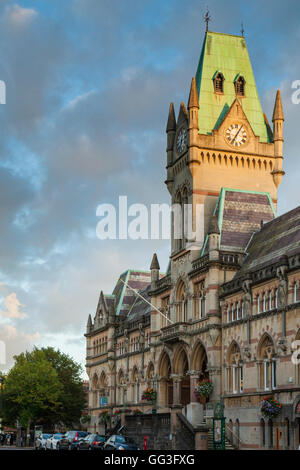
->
[112, 409, 121, 418]
[260, 397, 282, 419]
[142, 387, 157, 403]
[194, 379, 214, 398]
[99, 410, 109, 423]
[132, 409, 142, 416]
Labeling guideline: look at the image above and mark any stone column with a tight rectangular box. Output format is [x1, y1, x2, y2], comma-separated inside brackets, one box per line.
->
[186, 371, 204, 426]
[171, 374, 182, 406]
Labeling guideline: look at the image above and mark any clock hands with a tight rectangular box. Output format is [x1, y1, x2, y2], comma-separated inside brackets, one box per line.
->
[231, 125, 243, 145]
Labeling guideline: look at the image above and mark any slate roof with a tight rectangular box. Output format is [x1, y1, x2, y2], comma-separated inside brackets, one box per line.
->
[206, 188, 275, 254]
[234, 205, 300, 278]
[111, 270, 152, 317]
[195, 31, 271, 142]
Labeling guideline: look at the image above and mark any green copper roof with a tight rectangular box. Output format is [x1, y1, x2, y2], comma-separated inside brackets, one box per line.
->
[195, 32, 271, 143]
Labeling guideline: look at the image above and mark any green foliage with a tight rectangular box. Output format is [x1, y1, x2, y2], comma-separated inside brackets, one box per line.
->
[4, 347, 86, 428]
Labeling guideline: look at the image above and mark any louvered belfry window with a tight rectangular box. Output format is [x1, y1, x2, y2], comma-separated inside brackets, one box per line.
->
[235, 76, 245, 96]
[214, 72, 224, 93]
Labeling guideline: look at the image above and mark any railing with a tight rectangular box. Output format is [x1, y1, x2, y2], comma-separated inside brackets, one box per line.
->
[225, 423, 243, 449]
[154, 274, 172, 291]
[191, 254, 209, 272]
[176, 412, 195, 450]
[161, 322, 188, 341]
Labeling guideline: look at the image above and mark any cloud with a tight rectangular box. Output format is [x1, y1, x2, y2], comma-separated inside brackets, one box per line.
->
[0, 292, 27, 319]
[0, 0, 299, 374]
[4, 4, 37, 29]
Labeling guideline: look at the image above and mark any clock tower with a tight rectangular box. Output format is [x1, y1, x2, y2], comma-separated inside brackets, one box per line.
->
[165, 31, 284, 256]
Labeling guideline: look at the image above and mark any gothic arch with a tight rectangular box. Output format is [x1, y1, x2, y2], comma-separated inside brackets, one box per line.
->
[92, 372, 99, 390]
[173, 344, 189, 375]
[158, 349, 173, 377]
[99, 370, 107, 388]
[190, 340, 208, 372]
[146, 361, 155, 381]
[226, 340, 242, 364]
[257, 332, 276, 359]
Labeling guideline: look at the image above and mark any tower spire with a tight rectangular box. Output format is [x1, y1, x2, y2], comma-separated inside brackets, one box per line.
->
[188, 76, 199, 109]
[166, 102, 176, 132]
[272, 90, 284, 122]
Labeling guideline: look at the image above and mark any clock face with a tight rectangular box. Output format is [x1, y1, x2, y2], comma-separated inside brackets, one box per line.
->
[225, 123, 247, 148]
[176, 128, 187, 153]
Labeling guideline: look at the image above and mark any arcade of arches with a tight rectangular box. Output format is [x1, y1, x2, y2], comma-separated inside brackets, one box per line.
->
[157, 343, 209, 409]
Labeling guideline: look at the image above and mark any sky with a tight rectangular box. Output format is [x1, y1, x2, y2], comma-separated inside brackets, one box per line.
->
[0, 0, 300, 376]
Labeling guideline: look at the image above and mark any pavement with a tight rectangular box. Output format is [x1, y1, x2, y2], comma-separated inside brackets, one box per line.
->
[0, 446, 33, 450]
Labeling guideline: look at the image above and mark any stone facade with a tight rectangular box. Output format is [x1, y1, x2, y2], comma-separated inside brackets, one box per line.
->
[85, 30, 300, 449]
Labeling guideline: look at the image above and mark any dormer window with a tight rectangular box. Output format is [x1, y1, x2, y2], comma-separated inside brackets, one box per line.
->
[213, 72, 224, 94]
[235, 76, 245, 96]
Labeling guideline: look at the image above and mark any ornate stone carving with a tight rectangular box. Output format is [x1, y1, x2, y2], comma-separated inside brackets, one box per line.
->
[277, 266, 288, 308]
[209, 327, 220, 346]
[242, 279, 252, 317]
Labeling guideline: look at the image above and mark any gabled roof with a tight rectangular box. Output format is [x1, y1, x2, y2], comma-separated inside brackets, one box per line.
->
[235, 206, 300, 278]
[202, 188, 275, 255]
[195, 31, 271, 142]
[112, 269, 152, 316]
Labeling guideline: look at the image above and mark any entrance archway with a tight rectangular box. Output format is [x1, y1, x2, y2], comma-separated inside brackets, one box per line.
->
[174, 346, 190, 406]
[158, 351, 173, 407]
[190, 341, 209, 405]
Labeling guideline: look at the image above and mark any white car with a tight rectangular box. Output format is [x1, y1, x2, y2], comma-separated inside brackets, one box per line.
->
[35, 433, 52, 450]
[46, 433, 63, 450]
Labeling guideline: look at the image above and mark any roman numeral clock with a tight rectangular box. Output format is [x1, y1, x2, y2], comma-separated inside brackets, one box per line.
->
[225, 123, 247, 148]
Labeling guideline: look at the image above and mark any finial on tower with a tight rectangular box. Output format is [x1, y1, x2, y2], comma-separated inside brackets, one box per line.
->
[204, 7, 211, 32]
[241, 22, 245, 37]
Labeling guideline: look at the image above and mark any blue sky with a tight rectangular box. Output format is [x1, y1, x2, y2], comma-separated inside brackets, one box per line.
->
[0, 0, 299, 374]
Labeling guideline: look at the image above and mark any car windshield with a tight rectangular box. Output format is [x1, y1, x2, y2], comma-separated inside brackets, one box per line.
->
[95, 436, 105, 442]
[116, 435, 135, 444]
[42, 434, 52, 439]
[54, 434, 63, 439]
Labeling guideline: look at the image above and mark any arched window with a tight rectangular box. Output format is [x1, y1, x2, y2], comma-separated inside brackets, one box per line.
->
[294, 281, 300, 303]
[228, 342, 243, 394]
[262, 293, 266, 312]
[275, 289, 278, 309]
[257, 294, 261, 314]
[258, 335, 276, 391]
[241, 301, 244, 318]
[226, 305, 230, 323]
[132, 368, 139, 404]
[235, 76, 245, 96]
[214, 72, 224, 94]
[236, 302, 240, 321]
[117, 370, 125, 405]
[176, 281, 187, 322]
[269, 290, 272, 310]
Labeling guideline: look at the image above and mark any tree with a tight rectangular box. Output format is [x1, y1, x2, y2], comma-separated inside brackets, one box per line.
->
[4, 353, 62, 430]
[39, 347, 86, 427]
[4, 347, 86, 429]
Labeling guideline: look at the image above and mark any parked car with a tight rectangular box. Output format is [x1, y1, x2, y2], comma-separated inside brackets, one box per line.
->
[103, 434, 140, 450]
[77, 433, 106, 451]
[57, 431, 89, 450]
[35, 433, 52, 450]
[46, 433, 63, 450]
